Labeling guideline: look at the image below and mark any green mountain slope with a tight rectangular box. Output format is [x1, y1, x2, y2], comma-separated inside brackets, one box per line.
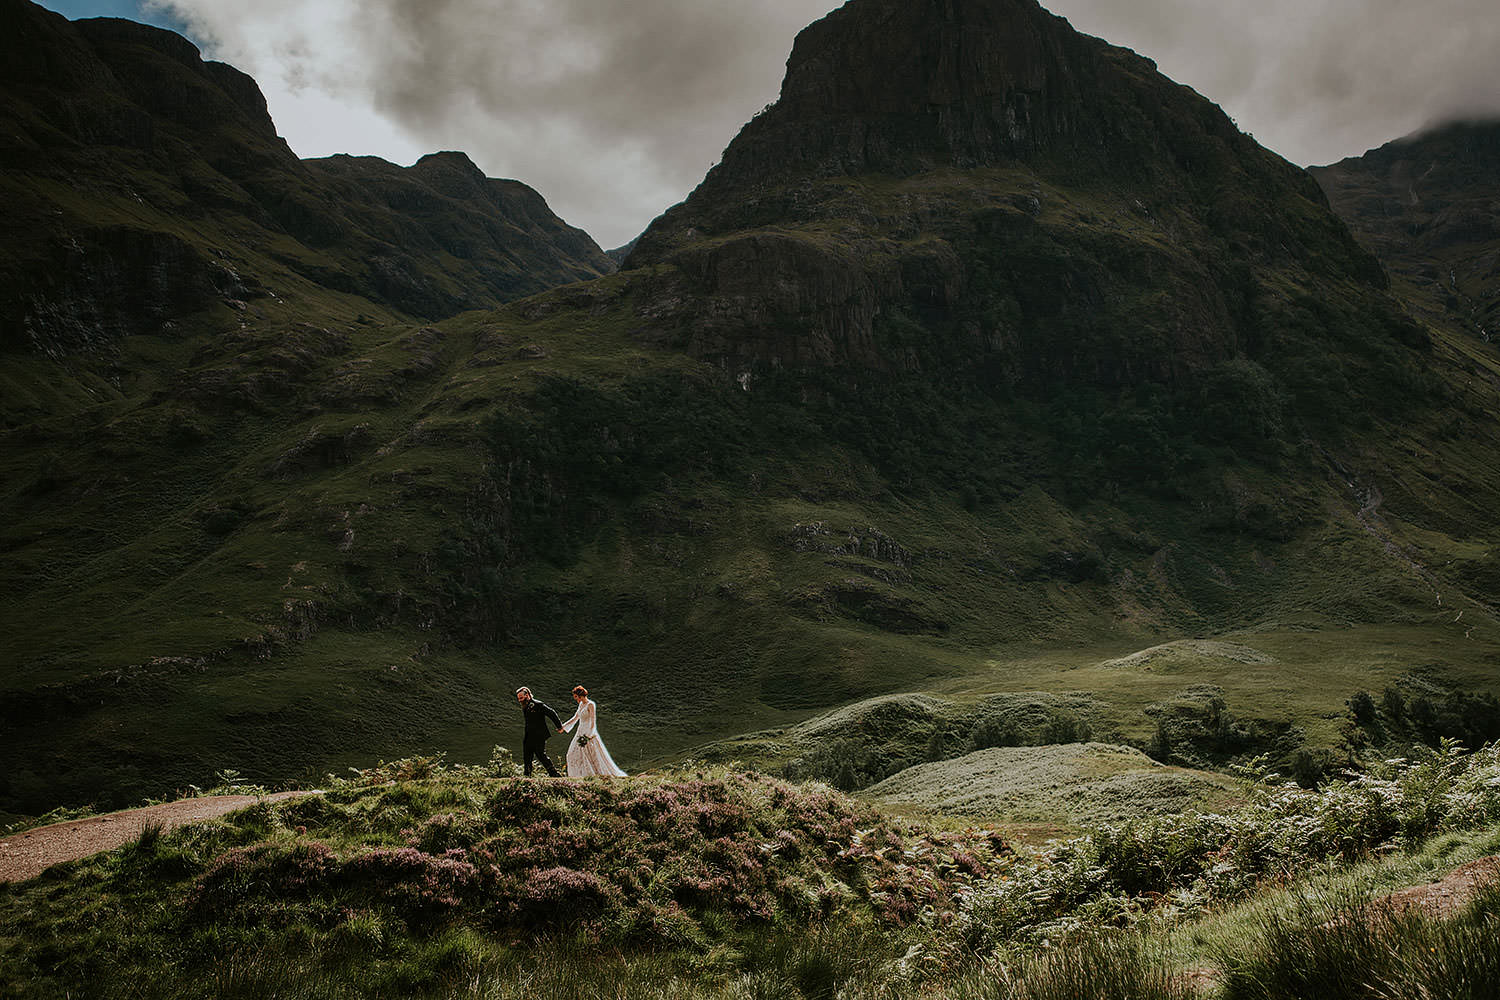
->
[4, 0, 1500, 816]
[0, 0, 612, 365]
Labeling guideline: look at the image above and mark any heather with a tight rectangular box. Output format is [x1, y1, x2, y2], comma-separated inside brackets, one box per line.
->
[4, 745, 1500, 997]
[0, 762, 1003, 996]
[187, 759, 1006, 946]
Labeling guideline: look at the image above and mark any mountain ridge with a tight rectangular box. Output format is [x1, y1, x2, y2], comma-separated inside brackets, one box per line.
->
[0, 0, 613, 361]
[1312, 118, 1500, 340]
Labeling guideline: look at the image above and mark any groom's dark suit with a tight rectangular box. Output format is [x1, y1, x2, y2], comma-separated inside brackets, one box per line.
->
[520, 697, 563, 777]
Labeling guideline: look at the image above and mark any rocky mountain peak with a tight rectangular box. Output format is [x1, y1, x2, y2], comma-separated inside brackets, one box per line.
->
[410, 150, 492, 201]
[777, 0, 1074, 124]
[628, 0, 1305, 270]
[73, 15, 281, 141]
[0, 0, 109, 91]
[623, 0, 1403, 390]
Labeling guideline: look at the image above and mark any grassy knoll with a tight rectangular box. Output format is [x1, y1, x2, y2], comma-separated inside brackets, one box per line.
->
[3, 744, 1500, 998]
[865, 743, 1242, 832]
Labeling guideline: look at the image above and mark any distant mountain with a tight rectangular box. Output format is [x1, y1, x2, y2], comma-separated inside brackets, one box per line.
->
[5, 0, 1500, 816]
[1312, 120, 1500, 339]
[0, 0, 612, 360]
[605, 236, 641, 267]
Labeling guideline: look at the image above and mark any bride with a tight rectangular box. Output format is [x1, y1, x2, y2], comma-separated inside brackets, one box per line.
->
[560, 685, 627, 778]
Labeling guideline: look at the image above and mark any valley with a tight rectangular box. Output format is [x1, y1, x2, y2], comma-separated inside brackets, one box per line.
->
[3, 0, 1500, 994]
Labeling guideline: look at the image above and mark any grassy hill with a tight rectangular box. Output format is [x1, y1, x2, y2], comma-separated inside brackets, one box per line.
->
[3, 747, 1499, 997]
[6, 0, 1500, 818]
[865, 742, 1243, 831]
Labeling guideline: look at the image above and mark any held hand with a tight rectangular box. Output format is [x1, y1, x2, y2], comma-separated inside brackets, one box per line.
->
[557, 728, 566, 733]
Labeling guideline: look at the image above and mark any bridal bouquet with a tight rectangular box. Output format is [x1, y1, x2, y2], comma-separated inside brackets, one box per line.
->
[578, 734, 594, 747]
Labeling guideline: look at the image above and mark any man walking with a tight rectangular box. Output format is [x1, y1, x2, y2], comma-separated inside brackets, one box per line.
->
[516, 686, 564, 777]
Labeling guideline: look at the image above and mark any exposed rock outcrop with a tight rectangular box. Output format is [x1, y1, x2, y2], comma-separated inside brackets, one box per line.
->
[1313, 120, 1500, 338]
[624, 0, 1403, 391]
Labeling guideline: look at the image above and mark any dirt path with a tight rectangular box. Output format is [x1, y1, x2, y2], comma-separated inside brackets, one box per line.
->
[1181, 856, 1500, 994]
[0, 791, 314, 884]
[1376, 855, 1500, 921]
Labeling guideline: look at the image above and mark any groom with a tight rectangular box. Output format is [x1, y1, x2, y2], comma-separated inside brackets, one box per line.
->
[515, 686, 564, 777]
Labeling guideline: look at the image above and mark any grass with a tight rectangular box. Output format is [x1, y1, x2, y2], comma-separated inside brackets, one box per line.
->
[1217, 885, 1500, 1000]
[864, 743, 1242, 830]
[0, 763, 992, 998]
[4, 746, 1500, 998]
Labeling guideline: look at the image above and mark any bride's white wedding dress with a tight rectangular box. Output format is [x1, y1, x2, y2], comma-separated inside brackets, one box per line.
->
[561, 698, 627, 777]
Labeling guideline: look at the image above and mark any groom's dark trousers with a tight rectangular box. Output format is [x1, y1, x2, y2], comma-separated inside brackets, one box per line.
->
[520, 697, 563, 777]
[523, 740, 559, 777]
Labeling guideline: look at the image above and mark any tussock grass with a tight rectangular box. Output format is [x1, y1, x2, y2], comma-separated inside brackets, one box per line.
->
[954, 936, 1196, 1000]
[1219, 879, 1500, 1000]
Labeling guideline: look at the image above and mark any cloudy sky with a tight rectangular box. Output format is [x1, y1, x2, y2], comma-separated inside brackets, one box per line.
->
[38, 0, 1500, 249]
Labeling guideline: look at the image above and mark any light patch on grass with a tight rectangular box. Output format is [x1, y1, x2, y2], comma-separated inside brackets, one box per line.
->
[1100, 639, 1278, 671]
[865, 743, 1240, 827]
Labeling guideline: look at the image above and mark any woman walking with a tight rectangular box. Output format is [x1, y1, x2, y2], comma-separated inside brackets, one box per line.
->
[560, 685, 627, 777]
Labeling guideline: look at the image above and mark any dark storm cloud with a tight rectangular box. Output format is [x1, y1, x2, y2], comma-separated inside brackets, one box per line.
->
[347, 0, 830, 244]
[152, 0, 1500, 246]
[153, 0, 830, 246]
[1050, 0, 1500, 165]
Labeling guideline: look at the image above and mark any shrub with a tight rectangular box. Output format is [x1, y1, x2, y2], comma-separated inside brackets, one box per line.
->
[1382, 686, 1406, 723]
[971, 715, 1022, 751]
[953, 742, 1500, 953]
[1038, 712, 1092, 745]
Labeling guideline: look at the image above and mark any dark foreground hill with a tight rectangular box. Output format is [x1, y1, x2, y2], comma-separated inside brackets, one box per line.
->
[4, 0, 1500, 815]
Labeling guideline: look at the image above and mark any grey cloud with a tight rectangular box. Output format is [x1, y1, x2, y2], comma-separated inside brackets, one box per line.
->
[1050, 0, 1500, 165]
[153, 0, 1500, 246]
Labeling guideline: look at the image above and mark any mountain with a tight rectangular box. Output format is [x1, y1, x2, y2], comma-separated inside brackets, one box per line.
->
[1311, 119, 1500, 339]
[5, 0, 1500, 817]
[619, 0, 1431, 440]
[0, 0, 612, 363]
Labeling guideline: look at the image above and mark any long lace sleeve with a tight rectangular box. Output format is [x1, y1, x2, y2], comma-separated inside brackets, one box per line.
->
[561, 706, 581, 732]
[581, 702, 597, 738]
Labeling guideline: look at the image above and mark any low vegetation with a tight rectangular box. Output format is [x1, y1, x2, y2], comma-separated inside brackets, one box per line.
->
[1218, 880, 1500, 1000]
[3, 742, 1499, 998]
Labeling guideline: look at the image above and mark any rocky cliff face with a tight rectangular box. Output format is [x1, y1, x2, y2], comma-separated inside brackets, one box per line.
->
[1312, 120, 1500, 340]
[0, 0, 613, 355]
[624, 0, 1408, 402]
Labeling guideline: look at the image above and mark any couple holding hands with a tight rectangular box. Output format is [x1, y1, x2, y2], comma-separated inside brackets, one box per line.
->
[515, 685, 627, 778]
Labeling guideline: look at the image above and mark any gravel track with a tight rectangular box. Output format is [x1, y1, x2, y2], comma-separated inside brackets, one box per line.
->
[0, 792, 313, 884]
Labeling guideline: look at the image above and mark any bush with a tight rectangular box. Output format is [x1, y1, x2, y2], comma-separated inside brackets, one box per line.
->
[953, 742, 1500, 953]
[1038, 713, 1092, 745]
[1382, 686, 1406, 723]
[971, 715, 1022, 751]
